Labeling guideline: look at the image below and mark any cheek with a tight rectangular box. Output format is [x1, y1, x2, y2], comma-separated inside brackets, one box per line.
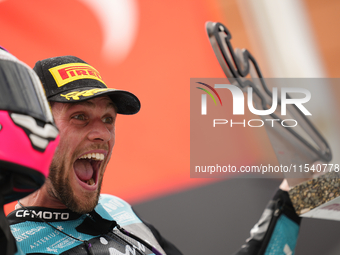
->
[109, 127, 116, 147]
[54, 137, 70, 159]
[53, 128, 78, 168]
[58, 125, 79, 151]
[105, 129, 115, 163]
[110, 129, 116, 149]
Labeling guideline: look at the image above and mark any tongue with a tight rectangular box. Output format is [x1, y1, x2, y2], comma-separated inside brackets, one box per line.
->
[74, 160, 93, 181]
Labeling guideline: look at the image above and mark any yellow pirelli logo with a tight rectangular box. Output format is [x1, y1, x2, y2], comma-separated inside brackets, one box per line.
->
[49, 63, 106, 87]
[61, 88, 111, 100]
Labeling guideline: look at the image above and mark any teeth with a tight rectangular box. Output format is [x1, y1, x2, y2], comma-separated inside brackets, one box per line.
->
[87, 178, 95, 186]
[78, 153, 105, 161]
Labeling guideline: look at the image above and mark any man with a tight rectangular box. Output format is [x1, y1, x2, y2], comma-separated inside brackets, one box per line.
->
[8, 56, 182, 255]
[8, 56, 300, 255]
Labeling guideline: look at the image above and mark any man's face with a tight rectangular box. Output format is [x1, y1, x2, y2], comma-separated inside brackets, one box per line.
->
[47, 96, 116, 214]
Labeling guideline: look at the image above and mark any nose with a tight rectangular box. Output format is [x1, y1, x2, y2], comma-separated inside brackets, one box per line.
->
[87, 119, 113, 142]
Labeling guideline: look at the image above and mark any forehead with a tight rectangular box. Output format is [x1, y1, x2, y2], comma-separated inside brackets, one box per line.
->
[53, 96, 117, 114]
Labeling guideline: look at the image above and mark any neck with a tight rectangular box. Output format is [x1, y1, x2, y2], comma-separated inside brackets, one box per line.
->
[18, 181, 67, 210]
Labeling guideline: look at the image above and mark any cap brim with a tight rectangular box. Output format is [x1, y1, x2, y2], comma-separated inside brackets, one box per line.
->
[48, 87, 140, 115]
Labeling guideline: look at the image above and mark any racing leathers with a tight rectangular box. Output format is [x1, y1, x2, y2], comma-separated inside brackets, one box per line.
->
[8, 190, 300, 255]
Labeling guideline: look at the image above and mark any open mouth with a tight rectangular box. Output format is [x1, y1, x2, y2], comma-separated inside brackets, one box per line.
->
[73, 152, 105, 187]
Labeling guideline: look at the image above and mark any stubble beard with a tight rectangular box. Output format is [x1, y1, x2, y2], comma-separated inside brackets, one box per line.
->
[48, 157, 103, 214]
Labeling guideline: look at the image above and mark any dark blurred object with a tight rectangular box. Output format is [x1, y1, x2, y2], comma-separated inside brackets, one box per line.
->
[0, 47, 59, 254]
[0, 173, 17, 255]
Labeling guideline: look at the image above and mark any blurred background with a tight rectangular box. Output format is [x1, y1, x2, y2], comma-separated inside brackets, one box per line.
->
[1, 0, 340, 254]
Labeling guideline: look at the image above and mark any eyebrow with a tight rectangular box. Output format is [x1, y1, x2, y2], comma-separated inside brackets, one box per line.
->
[106, 101, 117, 111]
[65, 100, 96, 111]
[65, 100, 117, 112]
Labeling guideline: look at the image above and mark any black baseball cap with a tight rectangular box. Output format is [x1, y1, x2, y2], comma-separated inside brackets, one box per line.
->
[33, 55, 140, 115]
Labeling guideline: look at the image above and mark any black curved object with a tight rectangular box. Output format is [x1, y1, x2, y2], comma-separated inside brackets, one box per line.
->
[205, 21, 332, 173]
